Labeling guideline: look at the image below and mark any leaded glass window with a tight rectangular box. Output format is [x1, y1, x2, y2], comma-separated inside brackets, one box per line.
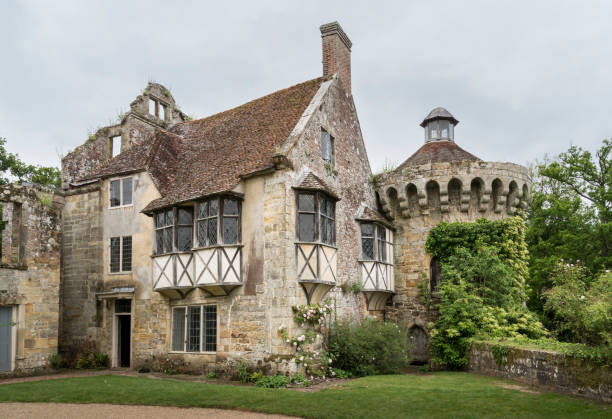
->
[176, 207, 193, 251]
[297, 193, 316, 242]
[154, 209, 174, 254]
[377, 225, 386, 262]
[296, 191, 335, 245]
[110, 236, 132, 272]
[171, 305, 217, 353]
[187, 306, 200, 352]
[360, 222, 391, 262]
[171, 307, 185, 352]
[110, 237, 120, 272]
[222, 198, 240, 244]
[360, 223, 374, 260]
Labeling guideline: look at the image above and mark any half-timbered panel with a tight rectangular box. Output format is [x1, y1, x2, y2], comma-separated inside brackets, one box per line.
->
[220, 245, 241, 284]
[318, 244, 337, 283]
[152, 254, 173, 290]
[176, 253, 194, 287]
[194, 248, 218, 285]
[296, 243, 318, 281]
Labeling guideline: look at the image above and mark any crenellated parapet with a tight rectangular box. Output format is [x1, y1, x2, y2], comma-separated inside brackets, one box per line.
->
[375, 160, 530, 221]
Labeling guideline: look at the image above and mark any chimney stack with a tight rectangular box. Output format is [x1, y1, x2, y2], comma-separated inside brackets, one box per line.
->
[320, 21, 352, 95]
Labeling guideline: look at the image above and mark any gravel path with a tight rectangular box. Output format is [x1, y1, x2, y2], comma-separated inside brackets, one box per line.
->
[0, 403, 295, 418]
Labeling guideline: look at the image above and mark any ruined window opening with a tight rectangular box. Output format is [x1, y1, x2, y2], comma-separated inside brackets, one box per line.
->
[111, 136, 122, 158]
[171, 305, 217, 353]
[0, 202, 23, 265]
[110, 236, 132, 273]
[321, 129, 335, 166]
[160, 104, 166, 121]
[296, 191, 335, 245]
[430, 257, 441, 292]
[148, 99, 156, 116]
[360, 222, 391, 262]
[109, 177, 133, 208]
[195, 197, 241, 248]
[154, 209, 174, 254]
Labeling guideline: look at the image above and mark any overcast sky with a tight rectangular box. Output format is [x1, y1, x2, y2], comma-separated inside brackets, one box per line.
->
[1, 0, 611, 172]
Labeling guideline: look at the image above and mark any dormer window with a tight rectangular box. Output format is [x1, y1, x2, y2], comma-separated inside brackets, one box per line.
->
[321, 129, 335, 166]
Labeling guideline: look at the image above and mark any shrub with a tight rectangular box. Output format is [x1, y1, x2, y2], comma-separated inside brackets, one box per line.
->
[207, 371, 217, 379]
[543, 264, 612, 346]
[254, 374, 290, 388]
[328, 318, 412, 376]
[249, 371, 263, 383]
[94, 353, 109, 368]
[49, 353, 63, 369]
[292, 373, 311, 386]
[236, 361, 249, 383]
[331, 368, 352, 379]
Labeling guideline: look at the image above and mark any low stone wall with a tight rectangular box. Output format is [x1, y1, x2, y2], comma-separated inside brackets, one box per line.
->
[469, 342, 612, 402]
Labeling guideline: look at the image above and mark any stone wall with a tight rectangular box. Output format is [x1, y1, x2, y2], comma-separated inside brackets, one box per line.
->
[469, 342, 612, 402]
[59, 183, 103, 358]
[0, 184, 62, 374]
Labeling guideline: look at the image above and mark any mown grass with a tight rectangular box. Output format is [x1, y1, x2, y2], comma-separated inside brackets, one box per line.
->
[0, 372, 608, 418]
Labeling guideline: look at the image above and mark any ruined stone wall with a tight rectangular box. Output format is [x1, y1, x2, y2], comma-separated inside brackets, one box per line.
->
[375, 161, 530, 329]
[61, 82, 186, 187]
[0, 184, 62, 373]
[59, 183, 103, 357]
[470, 342, 612, 402]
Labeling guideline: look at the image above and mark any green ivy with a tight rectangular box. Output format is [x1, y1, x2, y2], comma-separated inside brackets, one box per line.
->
[491, 344, 509, 367]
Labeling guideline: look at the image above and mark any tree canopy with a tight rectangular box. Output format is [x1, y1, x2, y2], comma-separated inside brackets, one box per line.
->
[0, 137, 61, 188]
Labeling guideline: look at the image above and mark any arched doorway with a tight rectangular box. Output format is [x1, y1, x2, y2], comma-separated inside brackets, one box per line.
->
[410, 326, 429, 363]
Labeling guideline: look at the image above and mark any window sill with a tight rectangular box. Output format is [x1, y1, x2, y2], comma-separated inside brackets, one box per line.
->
[358, 259, 392, 265]
[192, 244, 243, 251]
[295, 241, 337, 250]
[108, 204, 134, 210]
[108, 271, 132, 276]
[168, 351, 217, 355]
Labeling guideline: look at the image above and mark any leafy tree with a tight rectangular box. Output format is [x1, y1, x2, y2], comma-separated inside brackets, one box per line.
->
[0, 137, 61, 187]
[526, 140, 612, 314]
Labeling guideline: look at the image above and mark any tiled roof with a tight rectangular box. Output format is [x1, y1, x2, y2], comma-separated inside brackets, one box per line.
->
[78, 130, 183, 196]
[142, 77, 327, 212]
[76, 77, 327, 212]
[355, 206, 393, 229]
[294, 172, 339, 199]
[397, 140, 480, 169]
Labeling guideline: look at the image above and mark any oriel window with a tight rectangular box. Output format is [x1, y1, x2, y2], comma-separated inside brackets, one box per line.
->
[296, 191, 336, 245]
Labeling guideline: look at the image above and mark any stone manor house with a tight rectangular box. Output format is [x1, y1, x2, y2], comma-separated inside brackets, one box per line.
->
[0, 22, 530, 373]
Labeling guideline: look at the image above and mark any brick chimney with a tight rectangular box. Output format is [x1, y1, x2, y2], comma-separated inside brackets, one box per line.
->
[320, 21, 352, 95]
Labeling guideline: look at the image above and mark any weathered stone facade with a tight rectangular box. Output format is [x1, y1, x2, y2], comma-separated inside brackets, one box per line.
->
[0, 184, 62, 374]
[50, 21, 533, 376]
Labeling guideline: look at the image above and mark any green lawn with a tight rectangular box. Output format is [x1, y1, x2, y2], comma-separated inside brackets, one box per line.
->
[0, 372, 608, 418]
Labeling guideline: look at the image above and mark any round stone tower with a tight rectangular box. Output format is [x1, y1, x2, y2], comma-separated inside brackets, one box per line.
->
[374, 108, 530, 343]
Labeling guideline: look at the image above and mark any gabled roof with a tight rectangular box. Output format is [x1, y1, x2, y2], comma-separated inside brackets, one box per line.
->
[294, 172, 339, 199]
[76, 76, 328, 212]
[397, 140, 480, 169]
[355, 206, 393, 229]
[142, 76, 327, 212]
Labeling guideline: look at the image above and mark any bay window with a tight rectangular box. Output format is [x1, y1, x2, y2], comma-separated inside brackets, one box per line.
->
[154, 209, 174, 254]
[360, 222, 390, 262]
[196, 196, 241, 248]
[296, 191, 336, 245]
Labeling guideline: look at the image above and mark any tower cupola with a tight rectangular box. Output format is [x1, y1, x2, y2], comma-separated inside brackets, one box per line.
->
[420, 107, 458, 143]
